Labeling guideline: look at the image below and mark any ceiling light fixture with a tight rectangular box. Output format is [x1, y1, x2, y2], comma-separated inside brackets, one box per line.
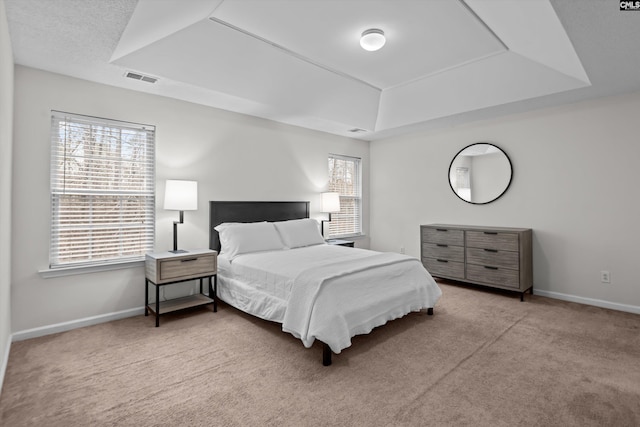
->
[360, 29, 386, 52]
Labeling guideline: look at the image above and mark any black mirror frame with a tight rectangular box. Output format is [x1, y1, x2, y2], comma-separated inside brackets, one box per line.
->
[448, 143, 513, 205]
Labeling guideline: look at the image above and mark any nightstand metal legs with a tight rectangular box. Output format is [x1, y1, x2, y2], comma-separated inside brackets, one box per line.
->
[155, 283, 160, 327]
[211, 275, 217, 312]
[144, 278, 149, 316]
[144, 277, 160, 327]
[145, 274, 217, 326]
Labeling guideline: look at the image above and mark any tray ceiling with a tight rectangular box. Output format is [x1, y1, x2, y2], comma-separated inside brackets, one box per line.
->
[8, 0, 639, 140]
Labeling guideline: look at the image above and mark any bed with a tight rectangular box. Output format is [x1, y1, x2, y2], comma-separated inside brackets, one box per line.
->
[209, 201, 442, 366]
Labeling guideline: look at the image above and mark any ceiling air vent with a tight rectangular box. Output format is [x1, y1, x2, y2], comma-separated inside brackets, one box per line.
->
[125, 71, 158, 84]
[348, 128, 367, 133]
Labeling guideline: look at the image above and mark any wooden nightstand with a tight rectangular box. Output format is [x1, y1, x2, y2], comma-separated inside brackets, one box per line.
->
[145, 249, 217, 327]
[326, 239, 355, 247]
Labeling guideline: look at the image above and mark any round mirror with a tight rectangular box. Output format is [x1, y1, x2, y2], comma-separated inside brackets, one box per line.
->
[448, 143, 512, 204]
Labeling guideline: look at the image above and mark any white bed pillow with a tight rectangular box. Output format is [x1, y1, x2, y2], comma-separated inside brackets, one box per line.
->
[214, 222, 285, 260]
[273, 218, 326, 249]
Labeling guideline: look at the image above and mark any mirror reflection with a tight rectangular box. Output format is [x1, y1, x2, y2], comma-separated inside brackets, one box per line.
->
[449, 143, 512, 204]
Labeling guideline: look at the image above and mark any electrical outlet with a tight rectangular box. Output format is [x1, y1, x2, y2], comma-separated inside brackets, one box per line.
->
[601, 270, 611, 283]
[400, 247, 405, 254]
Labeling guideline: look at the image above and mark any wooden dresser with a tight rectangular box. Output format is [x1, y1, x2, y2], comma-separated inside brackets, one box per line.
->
[421, 224, 533, 300]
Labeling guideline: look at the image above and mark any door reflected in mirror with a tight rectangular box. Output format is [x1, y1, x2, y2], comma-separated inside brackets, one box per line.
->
[449, 143, 512, 204]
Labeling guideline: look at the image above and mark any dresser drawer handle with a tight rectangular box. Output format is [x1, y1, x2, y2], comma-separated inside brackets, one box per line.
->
[436, 228, 448, 232]
[436, 244, 448, 247]
[484, 266, 498, 270]
[181, 258, 198, 262]
[436, 259, 449, 263]
[484, 248, 498, 253]
[483, 231, 498, 235]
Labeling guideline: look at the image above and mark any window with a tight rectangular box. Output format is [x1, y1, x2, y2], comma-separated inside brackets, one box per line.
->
[454, 166, 471, 200]
[327, 154, 362, 238]
[49, 111, 155, 268]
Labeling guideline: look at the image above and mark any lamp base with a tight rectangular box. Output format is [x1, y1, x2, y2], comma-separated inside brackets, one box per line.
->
[171, 212, 187, 254]
[321, 213, 332, 239]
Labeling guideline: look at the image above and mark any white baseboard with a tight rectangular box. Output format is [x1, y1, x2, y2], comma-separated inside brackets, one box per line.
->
[12, 307, 145, 342]
[534, 289, 640, 315]
[0, 333, 10, 398]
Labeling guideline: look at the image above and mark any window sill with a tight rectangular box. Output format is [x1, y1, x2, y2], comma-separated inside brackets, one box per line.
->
[39, 259, 144, 278]
[328, 233, 366, 240]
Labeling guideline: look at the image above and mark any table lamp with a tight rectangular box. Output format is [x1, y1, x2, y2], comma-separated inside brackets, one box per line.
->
[164, 180, 198, 253]
[321, 192, 341, 238]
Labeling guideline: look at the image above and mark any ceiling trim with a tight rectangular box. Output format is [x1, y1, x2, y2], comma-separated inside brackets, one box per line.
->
[2, 0, 611, 141]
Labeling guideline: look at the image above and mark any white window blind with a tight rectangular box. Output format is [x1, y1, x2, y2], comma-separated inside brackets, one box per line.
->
[49, 111, 155, 268]
[327, 154, 362, 238]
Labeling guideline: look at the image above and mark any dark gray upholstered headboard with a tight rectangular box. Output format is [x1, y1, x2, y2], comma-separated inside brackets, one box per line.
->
[209, 201, 310, 252]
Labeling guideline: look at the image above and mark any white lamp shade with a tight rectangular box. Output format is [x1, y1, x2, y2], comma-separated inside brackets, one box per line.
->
[163, 180, 198, 211]
[321, 192, 341, 213]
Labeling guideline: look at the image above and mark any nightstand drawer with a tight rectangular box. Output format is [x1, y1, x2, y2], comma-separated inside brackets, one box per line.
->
[159, 254, 216, 281]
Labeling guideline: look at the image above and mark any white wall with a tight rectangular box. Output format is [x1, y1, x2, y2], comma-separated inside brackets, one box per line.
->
[10, 58, 640, 342]
[0, 0, 14, 393]
[370, 91, 640, 312]
[11, 66, 369, 333]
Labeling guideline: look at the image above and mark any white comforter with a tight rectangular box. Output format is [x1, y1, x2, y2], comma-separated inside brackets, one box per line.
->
[217, 244, 442, 353]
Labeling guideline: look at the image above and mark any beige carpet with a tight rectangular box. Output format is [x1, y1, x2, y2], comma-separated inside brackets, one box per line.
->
[1, 281, 639, 427]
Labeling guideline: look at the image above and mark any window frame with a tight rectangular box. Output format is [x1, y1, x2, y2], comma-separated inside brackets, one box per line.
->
[47, 111, 156, 273]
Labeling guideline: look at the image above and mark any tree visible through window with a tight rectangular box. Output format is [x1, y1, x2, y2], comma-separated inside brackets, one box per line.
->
[49, 111, 155, 268]
[327, 154, 362, 238]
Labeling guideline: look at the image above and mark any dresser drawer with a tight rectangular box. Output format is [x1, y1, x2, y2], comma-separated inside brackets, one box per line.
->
[466, 247, 519, 270]
[159, 254, 216, 281]
[466, 230, 519, 251]
[422, 243, 464, 263]
[422, 258, 465, 280]
[422, 227, 464, 246]
[466, 264, 519, 289]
